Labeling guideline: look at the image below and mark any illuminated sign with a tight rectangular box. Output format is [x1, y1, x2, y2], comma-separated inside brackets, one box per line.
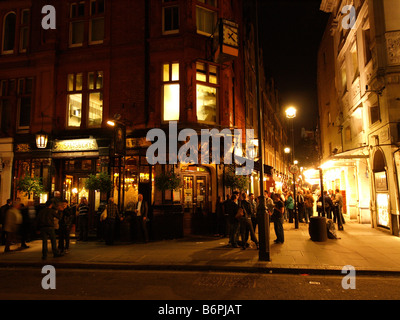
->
[52, 139, 98, 152]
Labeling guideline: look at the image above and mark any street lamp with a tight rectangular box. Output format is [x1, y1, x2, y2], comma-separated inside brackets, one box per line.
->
[285, 106, 299, 229]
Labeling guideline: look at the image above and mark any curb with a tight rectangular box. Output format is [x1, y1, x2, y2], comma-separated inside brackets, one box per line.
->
[2, 261, 400, 277]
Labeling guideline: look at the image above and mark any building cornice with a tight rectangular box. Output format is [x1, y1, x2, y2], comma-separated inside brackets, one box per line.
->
[320, 0, 338, 13]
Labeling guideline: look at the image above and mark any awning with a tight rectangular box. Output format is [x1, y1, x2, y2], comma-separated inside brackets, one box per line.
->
[330, 146, 369, 160]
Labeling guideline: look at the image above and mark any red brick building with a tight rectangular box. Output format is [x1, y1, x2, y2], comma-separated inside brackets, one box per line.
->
[0, 0, 287, 237]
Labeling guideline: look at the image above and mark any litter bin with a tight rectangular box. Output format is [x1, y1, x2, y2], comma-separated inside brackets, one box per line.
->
[309, 216, 327, 242]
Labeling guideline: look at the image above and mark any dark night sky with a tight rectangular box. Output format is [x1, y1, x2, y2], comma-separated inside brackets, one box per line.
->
[258, 0, 330, 132]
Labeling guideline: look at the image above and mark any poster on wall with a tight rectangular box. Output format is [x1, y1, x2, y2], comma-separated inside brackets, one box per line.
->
[374, 171, 388, 192]
[377, 193, 390, 228]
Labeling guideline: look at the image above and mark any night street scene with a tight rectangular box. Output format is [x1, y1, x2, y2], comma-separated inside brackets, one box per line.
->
[1, 0, 400, 309]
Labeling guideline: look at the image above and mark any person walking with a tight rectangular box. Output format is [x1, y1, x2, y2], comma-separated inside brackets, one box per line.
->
[77, 197, 89, 241]
[3, 200, 23, 253]
[271, 193, 285, 244]
[104, 197, 121, 245]
[239, 193, 259, 250]
[36, 200, 63, 260]
[58, 200, 74, 253]
[135, 194, 149, 243]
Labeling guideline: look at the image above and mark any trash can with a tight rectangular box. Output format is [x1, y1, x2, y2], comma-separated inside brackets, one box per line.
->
[309, 216, 327, 242]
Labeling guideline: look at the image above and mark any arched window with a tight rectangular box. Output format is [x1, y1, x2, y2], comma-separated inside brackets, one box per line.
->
[2, 12, 16, 53]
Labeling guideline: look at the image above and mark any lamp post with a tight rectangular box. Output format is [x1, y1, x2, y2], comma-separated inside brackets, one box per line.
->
[285, 106, 299, 229]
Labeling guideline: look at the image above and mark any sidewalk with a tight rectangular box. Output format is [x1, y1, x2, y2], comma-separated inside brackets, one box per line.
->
[2, 220, 400, 275]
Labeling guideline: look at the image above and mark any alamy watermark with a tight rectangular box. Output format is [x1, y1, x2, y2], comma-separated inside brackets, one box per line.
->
[146, 121, 255, 176]
[41, 265, 56, 290]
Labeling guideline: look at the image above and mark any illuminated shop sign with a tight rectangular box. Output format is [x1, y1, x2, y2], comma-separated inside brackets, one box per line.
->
[52, 139, 98, 152]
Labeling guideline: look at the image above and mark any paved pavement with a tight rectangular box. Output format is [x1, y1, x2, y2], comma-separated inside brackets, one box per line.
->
[2, 220, 400, 275]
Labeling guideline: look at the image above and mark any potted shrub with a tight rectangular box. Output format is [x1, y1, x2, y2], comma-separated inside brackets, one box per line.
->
[224, 170, 250, 193]
[16, 174, 45, 201]
[85, 172, 113, 197]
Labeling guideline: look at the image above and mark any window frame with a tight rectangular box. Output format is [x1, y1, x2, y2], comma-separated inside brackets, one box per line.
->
[2, 11, 17, 54]
[162, 62, 180, 122]
[195, 61, 219, 125]
[162, 0, 179, 35]
[66, 71, 104, 129]
[195, 0, 218, 37]
[16, 78, 33, 131]
[89, 0, 105, 44]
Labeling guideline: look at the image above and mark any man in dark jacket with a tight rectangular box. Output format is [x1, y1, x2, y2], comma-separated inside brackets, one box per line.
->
[239, 193, 259, 250]
[0, 199, 12, 245]
[37, 200, 63, 260]
[225, 194, 240, 248]
[58, 200, 74, 253]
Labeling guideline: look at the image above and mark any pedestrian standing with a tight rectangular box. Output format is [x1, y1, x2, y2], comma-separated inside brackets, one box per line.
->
[36, 200, 63, 260]
[77, 197, 89, 241]
[334, 189, 344, 230]
[3, 200, 23, 253]
[304, 190, 314, 223]
[239, 193, 259, 250]
[272, 193, 285, 244]
[297, 190, 305, 222]
[135, 194, 149, 243]
[0, 199, 12, 245]
[104, 197, 121, 245]
[249, 193, 257, 232]
[285, 191, 294, 223]
[225, 194, 240, 248]
[58, 200, 74, 253]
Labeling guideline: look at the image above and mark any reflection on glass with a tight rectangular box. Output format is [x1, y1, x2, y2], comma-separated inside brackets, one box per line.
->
[88, 92, 103, 127]
[68, 93, 82, 127]
[197, 84, 216, 123]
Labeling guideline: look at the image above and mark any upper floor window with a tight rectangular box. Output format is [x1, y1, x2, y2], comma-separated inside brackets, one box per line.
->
[67, 71, 104, 128]
[0, 78, 33, 133]
[2, 12, 16, 54]
[162, 62, 180, 122]
[196, 61, 218, 124]
[196, 0, 218, 36]
[19, 9, 30, 52]
[162, 0, 179, 35]
[69, 0, 105, 47]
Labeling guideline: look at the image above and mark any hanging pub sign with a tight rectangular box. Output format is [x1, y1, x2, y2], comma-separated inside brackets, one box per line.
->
[213, 19, 239, 64]
[114, 123, 126, 156]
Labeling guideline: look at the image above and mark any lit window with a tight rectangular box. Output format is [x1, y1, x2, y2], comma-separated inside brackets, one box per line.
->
[196, 62, 218, 124]
[162, 63, 180, 122]
[88, 71, 103, 127]
[67, 73, 83, 127]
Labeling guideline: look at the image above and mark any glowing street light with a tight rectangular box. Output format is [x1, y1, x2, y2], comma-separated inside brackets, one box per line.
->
[285, 106, 297, 119]
[286, 105, 299, 229]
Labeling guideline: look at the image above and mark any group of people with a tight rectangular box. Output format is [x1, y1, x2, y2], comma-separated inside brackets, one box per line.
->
[217, 187, 346, 248]
[0, 193, 150, 260]
[219, 190, 289, 250]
